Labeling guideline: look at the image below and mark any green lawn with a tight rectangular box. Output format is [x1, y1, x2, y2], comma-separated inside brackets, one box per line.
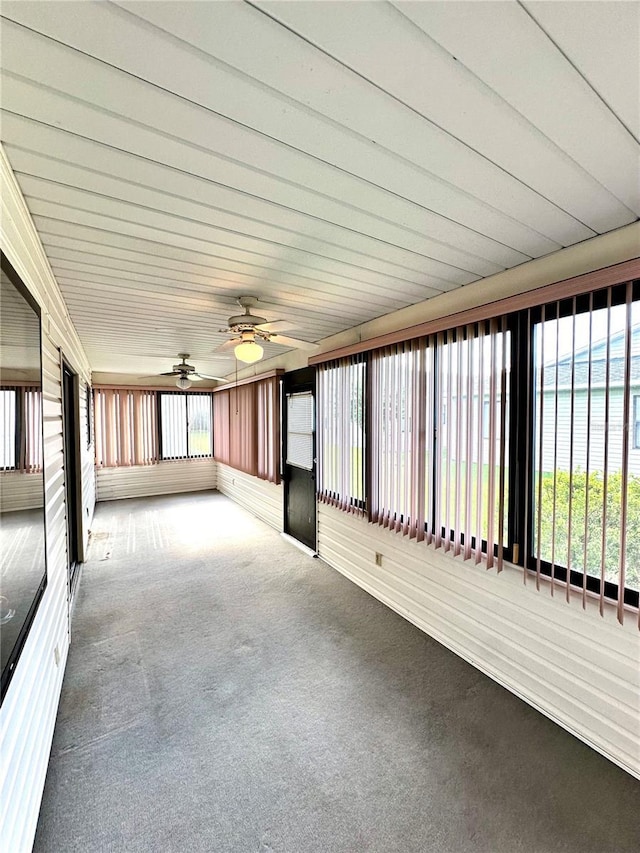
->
[189, 430, 212, 455]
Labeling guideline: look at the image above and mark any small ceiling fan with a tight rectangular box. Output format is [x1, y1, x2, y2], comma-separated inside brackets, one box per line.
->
[143, 354, 228, 389]
[216, 296, 319, 364]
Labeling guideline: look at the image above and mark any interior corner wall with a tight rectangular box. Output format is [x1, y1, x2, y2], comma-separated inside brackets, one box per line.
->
[216, 462, 283, 532]
[0, 146, 94, 852]
[96, 458, 217, 502]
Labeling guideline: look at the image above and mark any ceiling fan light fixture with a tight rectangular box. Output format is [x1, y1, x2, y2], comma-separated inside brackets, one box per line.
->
[234, 338, 264, 364]
[176, 375, 192, 390]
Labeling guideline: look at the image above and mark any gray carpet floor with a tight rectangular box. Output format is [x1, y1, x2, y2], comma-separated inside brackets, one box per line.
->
[34, 491, 639, 853]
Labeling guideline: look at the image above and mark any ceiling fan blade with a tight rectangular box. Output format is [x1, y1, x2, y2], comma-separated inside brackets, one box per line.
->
[255, 320, 293, 333]
[214, 339, 239, 352]
[159, 371, 181, 376]
[268, 334, 319, 352]
[195, 373, 230, 382]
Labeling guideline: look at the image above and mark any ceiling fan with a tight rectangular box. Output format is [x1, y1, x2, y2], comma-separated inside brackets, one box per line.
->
[143, 354, 228, 389]
[216, 296, 319, 364]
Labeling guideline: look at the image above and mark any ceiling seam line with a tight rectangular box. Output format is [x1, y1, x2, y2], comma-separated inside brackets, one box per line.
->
[0, 16, 568, 248]
[25, 197, 454, 292]
[18, 174, 465, 286]
[48, 262, 422, 315]
[0, 90, 537, 261]
[36, 231, 442, 303]
[244, 0, 599, 234]
[31, 218, 451, 296]
[43, 253, 428, 314]
[3, 123, 516, 270]
[518, 0, 640, 148]
[388, 0, 637, 221]
[6, 142, 497, 276]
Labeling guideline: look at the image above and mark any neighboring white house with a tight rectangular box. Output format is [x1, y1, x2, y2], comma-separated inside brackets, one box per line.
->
[539, 324, 640, 476]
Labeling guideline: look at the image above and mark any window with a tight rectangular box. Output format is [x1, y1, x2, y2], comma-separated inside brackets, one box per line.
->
[313, 270, 639, 619]
[1, 256, 47, 704]
[0, 386, 43, 472]
[94, 388, 158, 467]
[531, 283, 639, 609]
[286, 391, 314, 470]
[160, 393, 212, 460]
[0, 389, 17, 470]
[370, 340, 432, 540]
[317, 355, 365, 512]
[434, 320, 510, 565]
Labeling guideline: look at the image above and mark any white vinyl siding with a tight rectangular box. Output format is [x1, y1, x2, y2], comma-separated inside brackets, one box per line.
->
[0, 472, 43, 512]
[96, 458, 216, 502]
[216, 463, 283, 532]
[0, 151, 93, 853]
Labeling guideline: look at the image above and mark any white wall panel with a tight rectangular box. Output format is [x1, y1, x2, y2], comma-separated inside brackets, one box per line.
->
[0, 146, 92, 853]
[216, 463, 283, 532]
[317, 503, 640, 780]
[96, 458, 216, 502]
[0, 473, 43, 512]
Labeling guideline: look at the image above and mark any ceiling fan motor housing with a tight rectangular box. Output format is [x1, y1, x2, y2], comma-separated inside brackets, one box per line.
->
[226, 312, 268, 329]
[173, 354, 197, 374]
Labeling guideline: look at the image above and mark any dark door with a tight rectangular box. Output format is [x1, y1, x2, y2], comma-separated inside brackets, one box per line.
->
[62, 362, 80, 592]
[283, 367, 316, 551]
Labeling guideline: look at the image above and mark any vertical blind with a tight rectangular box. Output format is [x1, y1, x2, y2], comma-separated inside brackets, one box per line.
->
[315, 275, 638, 623]
[21, 387, 43, 473]
[214, 375, 281, 483]
[531, 281, 639, 624]
[257, 376, 281, 484]
[0, 388, 16, 470]
[160, 393, 213, 459]
[213, 388, 230, 466]
[320, 325, 511, 566]
[370, 340, 431, 539]
[94, 388, 158, 468]
[0, 386, 43, 473]
[317, 355, 365, 513]
[434, 320, 510, 569]
[161, 394, 188, 459]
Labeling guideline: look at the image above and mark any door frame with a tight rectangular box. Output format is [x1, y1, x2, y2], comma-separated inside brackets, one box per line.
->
[60, 354, 83, 600]
[282, 366, 317, 552]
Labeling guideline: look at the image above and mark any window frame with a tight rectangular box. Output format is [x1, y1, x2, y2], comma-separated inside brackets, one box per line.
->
[522, 283, 639, 610]
[157, 391, 213, 461]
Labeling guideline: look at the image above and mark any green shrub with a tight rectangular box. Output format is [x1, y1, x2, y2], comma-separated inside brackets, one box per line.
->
[537, 469, 640, 590]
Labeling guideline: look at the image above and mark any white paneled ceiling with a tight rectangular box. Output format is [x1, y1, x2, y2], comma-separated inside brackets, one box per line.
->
[0, 0, 638, 380]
